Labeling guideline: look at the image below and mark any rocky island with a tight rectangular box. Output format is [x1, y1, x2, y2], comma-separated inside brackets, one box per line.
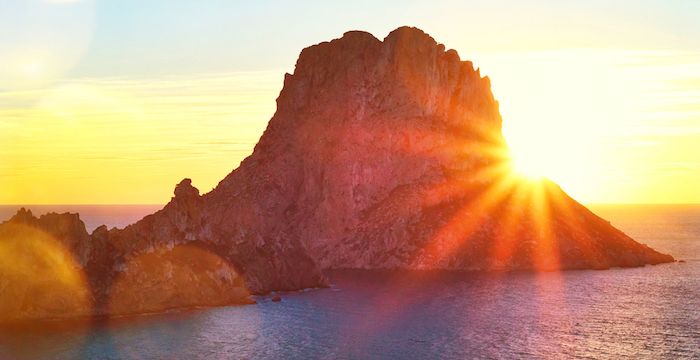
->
[0, 26, 674, 321]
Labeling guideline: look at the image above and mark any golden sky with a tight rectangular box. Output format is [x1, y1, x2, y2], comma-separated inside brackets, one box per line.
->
[0, 72, 279, 204]
[1, 0, 699, 204]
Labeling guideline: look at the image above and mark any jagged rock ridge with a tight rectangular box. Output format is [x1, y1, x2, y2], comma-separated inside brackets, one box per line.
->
[0, 26, 673, 320]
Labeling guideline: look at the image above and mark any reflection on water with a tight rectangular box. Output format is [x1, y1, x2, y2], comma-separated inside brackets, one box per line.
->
[0, 204, 698, 359]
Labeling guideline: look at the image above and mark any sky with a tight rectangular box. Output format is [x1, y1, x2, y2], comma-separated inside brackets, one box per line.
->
[1, 0, 699, 204]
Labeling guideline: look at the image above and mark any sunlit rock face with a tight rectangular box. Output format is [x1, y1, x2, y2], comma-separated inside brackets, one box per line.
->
[108, 243, 253, 315]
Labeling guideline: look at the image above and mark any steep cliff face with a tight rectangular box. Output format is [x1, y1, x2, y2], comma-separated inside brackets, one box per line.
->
[211, 26, 673, 270]
[212, 27, 502, 267]
[0, 26, 673, 320]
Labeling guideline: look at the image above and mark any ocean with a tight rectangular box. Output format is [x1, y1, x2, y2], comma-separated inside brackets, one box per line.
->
[0, 204, 698, 359]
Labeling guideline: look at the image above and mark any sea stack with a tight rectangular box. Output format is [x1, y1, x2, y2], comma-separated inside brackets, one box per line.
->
[220, 26, 673, 270]
[0, 26, 674, 321]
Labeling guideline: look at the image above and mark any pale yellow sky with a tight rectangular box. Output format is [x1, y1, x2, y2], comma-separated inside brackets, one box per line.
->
[484, 49, 700, 204]
[0, 72, 280, 204]
[1, 1, 699, 204]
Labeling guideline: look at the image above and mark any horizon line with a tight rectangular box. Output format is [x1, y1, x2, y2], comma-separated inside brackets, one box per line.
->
[2, 203, 700, 206]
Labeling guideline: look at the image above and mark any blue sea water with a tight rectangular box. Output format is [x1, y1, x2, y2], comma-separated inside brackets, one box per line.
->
[0, 204, 698, 359]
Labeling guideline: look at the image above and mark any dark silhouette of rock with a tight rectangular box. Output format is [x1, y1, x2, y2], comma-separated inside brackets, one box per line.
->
[0, 26, 674, 321]
[271, 295, 282, 302]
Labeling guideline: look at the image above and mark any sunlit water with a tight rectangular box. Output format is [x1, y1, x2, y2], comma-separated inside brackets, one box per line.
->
[0, 204, 698, 359]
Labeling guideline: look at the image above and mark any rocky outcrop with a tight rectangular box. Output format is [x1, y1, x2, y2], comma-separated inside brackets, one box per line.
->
[0, 208, 254, 321]
[0, 176, 327, 321]
[0, 26, 674, 320]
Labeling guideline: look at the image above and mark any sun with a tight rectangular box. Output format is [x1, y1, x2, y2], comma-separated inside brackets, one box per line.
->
[501, 118, 598, 203]
[509, 147, 548, 180]
[502, 120, 588, 190]
[505, 135, 553, 181]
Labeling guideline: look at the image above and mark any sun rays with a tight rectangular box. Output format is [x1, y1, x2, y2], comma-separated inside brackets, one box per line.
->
[344, 113, 580, 272]
[412, 132, 576, 272]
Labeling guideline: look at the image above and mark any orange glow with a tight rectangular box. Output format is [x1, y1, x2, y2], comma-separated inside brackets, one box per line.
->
[418, 164, 519, 268]
[108, 244, 250, 316]
[529, 180, 560, 271]
[489, 181, 530, 268]
[0, 224, 92, 320]
[410, 134, 580, 272]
